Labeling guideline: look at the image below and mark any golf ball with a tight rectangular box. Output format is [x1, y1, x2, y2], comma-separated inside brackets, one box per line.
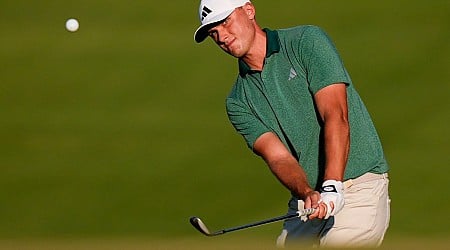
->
[65, 18, 79, 32]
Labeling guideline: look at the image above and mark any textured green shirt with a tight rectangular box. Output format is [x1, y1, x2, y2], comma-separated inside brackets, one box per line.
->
[226, 25, 389, 190]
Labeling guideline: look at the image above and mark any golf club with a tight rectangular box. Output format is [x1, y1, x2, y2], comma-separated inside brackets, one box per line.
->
[189, 208, 315, 236]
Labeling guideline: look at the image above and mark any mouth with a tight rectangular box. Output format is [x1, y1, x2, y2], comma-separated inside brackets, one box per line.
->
[222, 40, 237, 55]
[224, 38, 236, 49]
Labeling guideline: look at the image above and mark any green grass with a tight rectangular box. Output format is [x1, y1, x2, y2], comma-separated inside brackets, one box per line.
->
[0, 237, 450, 250]
[0, 0, 449, 244]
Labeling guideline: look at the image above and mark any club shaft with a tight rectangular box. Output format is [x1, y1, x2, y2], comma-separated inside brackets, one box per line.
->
[190, 208, 315, 236]
[219, 213, 299, 234]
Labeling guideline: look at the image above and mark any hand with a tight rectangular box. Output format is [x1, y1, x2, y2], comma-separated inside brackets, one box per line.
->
[296, 199, 317, 222]
[301, 190, 328, 220]
[320, 180, 344, 219]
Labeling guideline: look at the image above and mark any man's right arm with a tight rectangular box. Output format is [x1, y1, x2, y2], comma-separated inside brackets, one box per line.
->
[253, 132, 328, 219]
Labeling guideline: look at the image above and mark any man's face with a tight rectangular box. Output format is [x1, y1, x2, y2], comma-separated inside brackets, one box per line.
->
[207, 6, 255, 58]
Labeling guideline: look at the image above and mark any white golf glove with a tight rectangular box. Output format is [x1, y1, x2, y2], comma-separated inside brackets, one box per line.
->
[320, 180, 344, 219]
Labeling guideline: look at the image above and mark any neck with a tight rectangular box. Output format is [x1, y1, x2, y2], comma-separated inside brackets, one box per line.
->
[241, 27, 266, 71]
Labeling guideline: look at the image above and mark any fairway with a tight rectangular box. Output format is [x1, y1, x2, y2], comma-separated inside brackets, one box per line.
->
[1, 237, 450, 250]
[0, 0, 449, 247]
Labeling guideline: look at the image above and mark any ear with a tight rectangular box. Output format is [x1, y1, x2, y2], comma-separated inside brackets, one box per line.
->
[242, 2, 256, 20]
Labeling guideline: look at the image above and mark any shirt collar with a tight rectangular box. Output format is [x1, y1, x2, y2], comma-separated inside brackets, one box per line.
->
[238, 28, 280, 76]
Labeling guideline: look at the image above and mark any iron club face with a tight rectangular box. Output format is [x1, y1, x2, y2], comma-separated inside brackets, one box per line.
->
[189, 216, 223, 236]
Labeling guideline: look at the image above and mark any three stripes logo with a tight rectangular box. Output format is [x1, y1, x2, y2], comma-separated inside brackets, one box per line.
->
[201, 6, 212, 21]
[288, 67, 298, 81]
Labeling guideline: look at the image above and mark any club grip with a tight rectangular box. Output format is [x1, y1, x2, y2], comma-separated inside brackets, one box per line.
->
[297, 208, 315, 216]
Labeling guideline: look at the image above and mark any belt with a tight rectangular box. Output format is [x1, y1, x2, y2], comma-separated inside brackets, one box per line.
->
[343, 172, 388, 189]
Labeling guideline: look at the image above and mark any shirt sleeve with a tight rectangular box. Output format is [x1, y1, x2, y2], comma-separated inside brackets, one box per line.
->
[226, 97, 270, 150]
[299, 26, 351, 94]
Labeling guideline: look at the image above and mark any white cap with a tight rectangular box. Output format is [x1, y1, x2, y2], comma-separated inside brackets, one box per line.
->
[194, 0, 250, 43]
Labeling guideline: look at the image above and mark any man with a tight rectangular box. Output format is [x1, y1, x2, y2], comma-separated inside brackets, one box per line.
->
[194, 0, 390, 247]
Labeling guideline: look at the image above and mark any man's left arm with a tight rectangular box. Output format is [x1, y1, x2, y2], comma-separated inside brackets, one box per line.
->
[314, 83, 350, 218]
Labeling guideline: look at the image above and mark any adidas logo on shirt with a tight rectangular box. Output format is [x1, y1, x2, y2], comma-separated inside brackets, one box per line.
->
[288, 67, 297, 81]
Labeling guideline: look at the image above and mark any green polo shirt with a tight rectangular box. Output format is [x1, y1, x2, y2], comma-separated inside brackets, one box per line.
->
[226, 25, 388, 190]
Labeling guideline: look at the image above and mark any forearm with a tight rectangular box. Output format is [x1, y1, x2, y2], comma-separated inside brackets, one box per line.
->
[323, 118, 350, 181]
[253, 132, 314, 199]
[314, 83, 350, 182]
[267, 157, 314, 199]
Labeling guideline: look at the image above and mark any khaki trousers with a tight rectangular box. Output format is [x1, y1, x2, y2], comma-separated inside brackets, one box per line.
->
[277, 173, 390, 248]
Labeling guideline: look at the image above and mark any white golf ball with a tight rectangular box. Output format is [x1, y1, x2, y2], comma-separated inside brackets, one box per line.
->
[65, 18, 79, 32]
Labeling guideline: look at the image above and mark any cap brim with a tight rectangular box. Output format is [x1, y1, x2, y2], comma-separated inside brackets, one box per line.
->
[194, 9, 234, 43]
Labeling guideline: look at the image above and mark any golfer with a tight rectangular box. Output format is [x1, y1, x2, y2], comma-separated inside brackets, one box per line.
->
[194, 0, 390, 247]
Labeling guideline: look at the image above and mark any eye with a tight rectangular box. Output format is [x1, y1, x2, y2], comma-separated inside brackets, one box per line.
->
[221, 16, 231, 26]
[208, 30, 218, 40]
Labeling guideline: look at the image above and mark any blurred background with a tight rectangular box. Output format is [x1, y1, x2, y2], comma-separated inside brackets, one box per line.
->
[0, 0, 449, 249]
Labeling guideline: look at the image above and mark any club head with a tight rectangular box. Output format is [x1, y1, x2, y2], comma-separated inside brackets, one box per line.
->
[189, 216, 219, 236]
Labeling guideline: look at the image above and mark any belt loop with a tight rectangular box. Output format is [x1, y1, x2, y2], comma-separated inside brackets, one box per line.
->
[343, 179, 353, 189]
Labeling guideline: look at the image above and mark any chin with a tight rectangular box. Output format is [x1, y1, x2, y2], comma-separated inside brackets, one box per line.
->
[230, 49, 245, 58]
